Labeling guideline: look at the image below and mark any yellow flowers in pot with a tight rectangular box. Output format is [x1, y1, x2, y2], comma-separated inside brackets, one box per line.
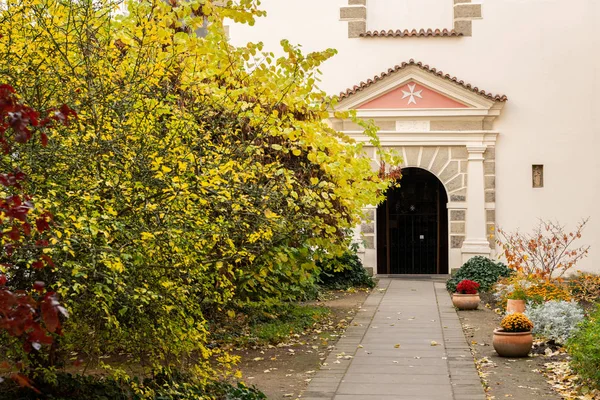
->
[500, 313, 534, 332]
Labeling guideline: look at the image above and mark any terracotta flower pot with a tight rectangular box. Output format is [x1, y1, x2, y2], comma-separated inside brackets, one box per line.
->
[506, 299, 526, 313]
[452, 293, 480, 310]
[493, 329, 533, 358]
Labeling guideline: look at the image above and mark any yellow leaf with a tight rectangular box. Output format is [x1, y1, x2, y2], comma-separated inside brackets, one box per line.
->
[141, 232, 155, 240]
[264, 209, 277, 219]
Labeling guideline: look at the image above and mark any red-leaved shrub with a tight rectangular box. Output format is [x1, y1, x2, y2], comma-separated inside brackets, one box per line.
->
[0, 83, 74, 390]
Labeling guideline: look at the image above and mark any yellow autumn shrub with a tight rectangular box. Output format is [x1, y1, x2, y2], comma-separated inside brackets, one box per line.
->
[0, 0, 400, 384]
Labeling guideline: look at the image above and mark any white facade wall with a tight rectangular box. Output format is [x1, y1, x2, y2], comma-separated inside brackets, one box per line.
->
[228, 0, 600, 272]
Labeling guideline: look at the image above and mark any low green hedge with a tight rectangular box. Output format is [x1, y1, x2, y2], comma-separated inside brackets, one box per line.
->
[0, 373, 266, 400]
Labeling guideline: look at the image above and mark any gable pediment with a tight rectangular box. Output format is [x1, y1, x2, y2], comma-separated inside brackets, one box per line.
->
[335, 60, 507, 116]
[358, 80, 469, 109]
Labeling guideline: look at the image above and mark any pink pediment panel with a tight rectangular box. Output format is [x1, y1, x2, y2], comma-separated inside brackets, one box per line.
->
[358, 81, 469, 109]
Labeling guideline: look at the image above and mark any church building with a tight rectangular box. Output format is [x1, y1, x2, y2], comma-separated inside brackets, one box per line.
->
[229, 0, 600, 274]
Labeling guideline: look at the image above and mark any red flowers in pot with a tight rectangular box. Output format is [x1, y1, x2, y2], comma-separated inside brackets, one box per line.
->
[452, 279, 481, 310]
[456, 279, 480, 295]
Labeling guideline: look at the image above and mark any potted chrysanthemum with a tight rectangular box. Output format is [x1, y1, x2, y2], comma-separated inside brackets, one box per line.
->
[451, 279, 481, 310]
[493, 313, 534, 357]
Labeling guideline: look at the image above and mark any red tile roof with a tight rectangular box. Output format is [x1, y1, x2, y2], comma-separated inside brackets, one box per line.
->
[339, 59, 508, 102]
[361, 29, 462, 38]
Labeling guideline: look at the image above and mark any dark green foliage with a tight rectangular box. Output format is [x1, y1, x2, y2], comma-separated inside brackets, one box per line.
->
[567, 305, 600, 389]
[205, 382, 267, 400]
[317, 246, 375, 290]
[446, 256, 513, 293]
[0, 373, 266, 400]
[150, 381, 266, 400]
[0, 373, 131, 399]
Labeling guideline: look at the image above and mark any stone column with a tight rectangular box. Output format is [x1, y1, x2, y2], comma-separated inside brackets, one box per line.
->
[461, 144, 491, 263]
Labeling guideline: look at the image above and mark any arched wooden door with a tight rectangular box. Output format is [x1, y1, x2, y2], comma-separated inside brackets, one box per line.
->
[376, 168, 448, 274]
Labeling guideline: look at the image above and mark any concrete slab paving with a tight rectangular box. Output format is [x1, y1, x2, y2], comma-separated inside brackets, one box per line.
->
[302, 278, 486, 400]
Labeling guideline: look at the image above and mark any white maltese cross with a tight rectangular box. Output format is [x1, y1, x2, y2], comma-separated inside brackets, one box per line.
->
[401, 83, 423, 105]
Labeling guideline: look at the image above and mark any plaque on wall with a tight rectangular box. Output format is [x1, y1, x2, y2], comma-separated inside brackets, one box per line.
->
[532, 165, 544, 188]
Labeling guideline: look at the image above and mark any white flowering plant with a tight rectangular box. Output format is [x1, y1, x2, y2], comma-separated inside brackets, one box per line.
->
[525, 300, 585, 344]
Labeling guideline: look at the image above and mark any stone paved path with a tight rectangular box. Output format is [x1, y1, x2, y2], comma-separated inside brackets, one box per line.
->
[302, 278, 485, 400]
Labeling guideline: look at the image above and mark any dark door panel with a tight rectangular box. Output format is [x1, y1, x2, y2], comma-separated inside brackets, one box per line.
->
[377, 168, 448, 274]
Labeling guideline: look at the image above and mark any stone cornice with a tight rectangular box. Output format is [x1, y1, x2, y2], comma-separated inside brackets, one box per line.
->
[343, 131, 499, 147]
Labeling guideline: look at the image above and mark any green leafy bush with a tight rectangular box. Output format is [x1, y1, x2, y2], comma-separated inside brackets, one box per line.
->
[567, 306, 600, 388]
[0, 373, 266, 400]
[446, 256, 512, 293]
[317, 246, 375, 290]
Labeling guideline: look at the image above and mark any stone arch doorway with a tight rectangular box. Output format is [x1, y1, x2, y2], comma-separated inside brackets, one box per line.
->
[376, 167, 449, 274]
